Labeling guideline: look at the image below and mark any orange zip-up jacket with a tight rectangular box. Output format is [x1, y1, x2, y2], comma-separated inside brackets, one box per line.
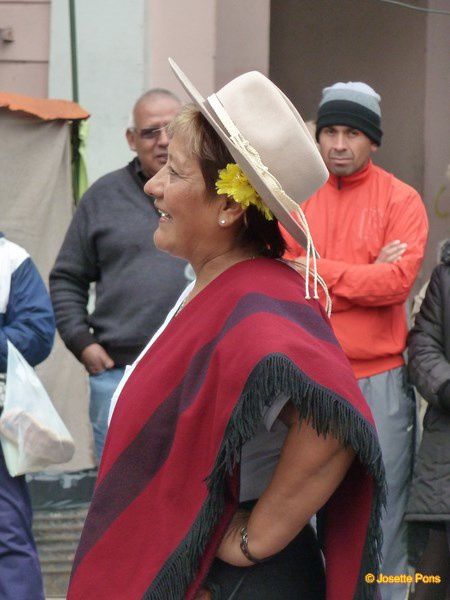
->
[283, 160, 429, 379]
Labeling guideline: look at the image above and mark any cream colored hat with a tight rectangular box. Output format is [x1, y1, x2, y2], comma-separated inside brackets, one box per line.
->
[169, 58, 328, 252]
[169, 59, 331, 308]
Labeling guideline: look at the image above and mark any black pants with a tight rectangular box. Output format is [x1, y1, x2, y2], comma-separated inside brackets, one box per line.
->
[205, 523, 325, 600]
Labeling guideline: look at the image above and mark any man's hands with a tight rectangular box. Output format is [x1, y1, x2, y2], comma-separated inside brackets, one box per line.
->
[292, 240, 407, 266]
[375, 240, 407, 264]
[80, 343, 114, 375]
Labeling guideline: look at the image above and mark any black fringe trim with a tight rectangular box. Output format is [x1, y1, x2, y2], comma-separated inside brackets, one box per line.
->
[143, 353, 386, 600]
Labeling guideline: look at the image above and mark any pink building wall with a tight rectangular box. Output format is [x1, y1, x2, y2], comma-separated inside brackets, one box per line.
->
[146, 0, 270, 99]
[0, 0, 50, 97]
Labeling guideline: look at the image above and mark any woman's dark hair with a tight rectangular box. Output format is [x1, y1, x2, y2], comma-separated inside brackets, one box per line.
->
[169, 104, 287, 259]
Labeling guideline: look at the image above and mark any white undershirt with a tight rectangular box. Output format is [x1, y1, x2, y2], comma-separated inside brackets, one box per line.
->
[108, 281, 195, 424]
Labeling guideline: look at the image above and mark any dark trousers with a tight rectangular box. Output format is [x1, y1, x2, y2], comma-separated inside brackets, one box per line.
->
[0, 444, 44, 600]
[205, 523, 325, 599]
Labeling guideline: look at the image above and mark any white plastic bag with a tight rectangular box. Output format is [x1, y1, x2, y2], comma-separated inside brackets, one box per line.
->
[0, 340, 75, 476]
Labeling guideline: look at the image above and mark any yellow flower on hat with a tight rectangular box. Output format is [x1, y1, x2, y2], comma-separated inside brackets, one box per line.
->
[215, 163, 273, 221]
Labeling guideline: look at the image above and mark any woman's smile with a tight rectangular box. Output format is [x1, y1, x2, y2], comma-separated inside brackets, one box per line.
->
[155, 205, 173, 222]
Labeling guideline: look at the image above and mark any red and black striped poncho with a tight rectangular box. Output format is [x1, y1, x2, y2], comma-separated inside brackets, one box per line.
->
[68, 258, 385, 600]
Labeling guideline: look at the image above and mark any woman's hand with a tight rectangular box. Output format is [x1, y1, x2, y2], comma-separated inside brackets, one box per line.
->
[193, 588, 212, 600]
[215, 509, 255, 567]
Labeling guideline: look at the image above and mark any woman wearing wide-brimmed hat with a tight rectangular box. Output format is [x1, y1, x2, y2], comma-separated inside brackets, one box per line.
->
[67, 61, 385, 600]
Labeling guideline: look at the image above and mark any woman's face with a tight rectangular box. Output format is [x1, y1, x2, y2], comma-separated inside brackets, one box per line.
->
[144, 133, 221, 263]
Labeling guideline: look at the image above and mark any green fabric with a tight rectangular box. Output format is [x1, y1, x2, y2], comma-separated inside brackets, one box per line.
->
[72, 119, 89, 202]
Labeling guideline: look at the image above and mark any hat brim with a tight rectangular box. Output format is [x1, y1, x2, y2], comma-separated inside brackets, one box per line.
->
[169, 58, 323, 249]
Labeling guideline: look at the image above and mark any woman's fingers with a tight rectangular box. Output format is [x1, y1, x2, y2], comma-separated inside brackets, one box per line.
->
[193, 588, 212, 600]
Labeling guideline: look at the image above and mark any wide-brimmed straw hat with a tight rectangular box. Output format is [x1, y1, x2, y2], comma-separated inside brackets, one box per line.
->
[169, 58, 328, 250]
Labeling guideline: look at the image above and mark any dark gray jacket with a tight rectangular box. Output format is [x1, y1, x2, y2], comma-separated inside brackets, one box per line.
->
[406, 240, 450, 521]
[50, 159, 189, 367]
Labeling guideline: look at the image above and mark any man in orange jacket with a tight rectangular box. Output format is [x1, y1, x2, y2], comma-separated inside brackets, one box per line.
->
[284, 82, 428, 600]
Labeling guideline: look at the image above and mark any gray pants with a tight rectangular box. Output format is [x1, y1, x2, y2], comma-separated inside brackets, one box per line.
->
[359, 366, 415, 600]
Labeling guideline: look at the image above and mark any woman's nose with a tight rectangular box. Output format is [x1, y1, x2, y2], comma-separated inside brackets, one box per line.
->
[144, 167, 165, 198]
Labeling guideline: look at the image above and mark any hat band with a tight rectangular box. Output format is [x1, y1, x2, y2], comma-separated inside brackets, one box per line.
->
[207, 94, 301, 216]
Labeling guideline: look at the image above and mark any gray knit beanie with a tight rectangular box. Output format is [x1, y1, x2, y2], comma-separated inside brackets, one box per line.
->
[316, 82, 383, 146]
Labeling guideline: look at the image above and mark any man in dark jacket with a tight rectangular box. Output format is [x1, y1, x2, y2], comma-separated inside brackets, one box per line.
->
[50, 89, 191, 462]
[406, 239, 450, 598]
[0, 233, 55, 600]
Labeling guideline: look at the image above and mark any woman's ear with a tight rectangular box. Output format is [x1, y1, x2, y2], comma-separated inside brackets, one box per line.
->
[217, 198, 246, 227]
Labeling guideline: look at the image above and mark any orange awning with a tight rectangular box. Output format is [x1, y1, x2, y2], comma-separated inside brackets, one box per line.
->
[0, 91, 89, 121]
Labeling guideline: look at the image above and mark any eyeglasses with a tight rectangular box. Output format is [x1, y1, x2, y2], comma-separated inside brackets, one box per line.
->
[130, 124, 169, 140]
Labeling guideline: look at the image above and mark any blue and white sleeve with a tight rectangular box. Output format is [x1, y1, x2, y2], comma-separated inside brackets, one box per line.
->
[0, 257, 55, 371]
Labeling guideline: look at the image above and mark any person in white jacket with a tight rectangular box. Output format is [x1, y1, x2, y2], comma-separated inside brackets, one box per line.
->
[0, 233, 55, 600]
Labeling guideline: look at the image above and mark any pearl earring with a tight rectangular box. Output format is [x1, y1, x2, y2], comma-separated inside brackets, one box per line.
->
[219, 219, 226, 225]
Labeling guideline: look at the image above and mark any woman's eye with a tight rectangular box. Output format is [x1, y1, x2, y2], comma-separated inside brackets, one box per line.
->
[168, 167, 178, 177]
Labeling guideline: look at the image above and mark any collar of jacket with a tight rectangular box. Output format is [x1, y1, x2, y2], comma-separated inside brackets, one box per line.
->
[441, 240, 450, 265]
[127, 157, 149, 188]
[126, 158, 160, 217]
[327, 159, 374, 190]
